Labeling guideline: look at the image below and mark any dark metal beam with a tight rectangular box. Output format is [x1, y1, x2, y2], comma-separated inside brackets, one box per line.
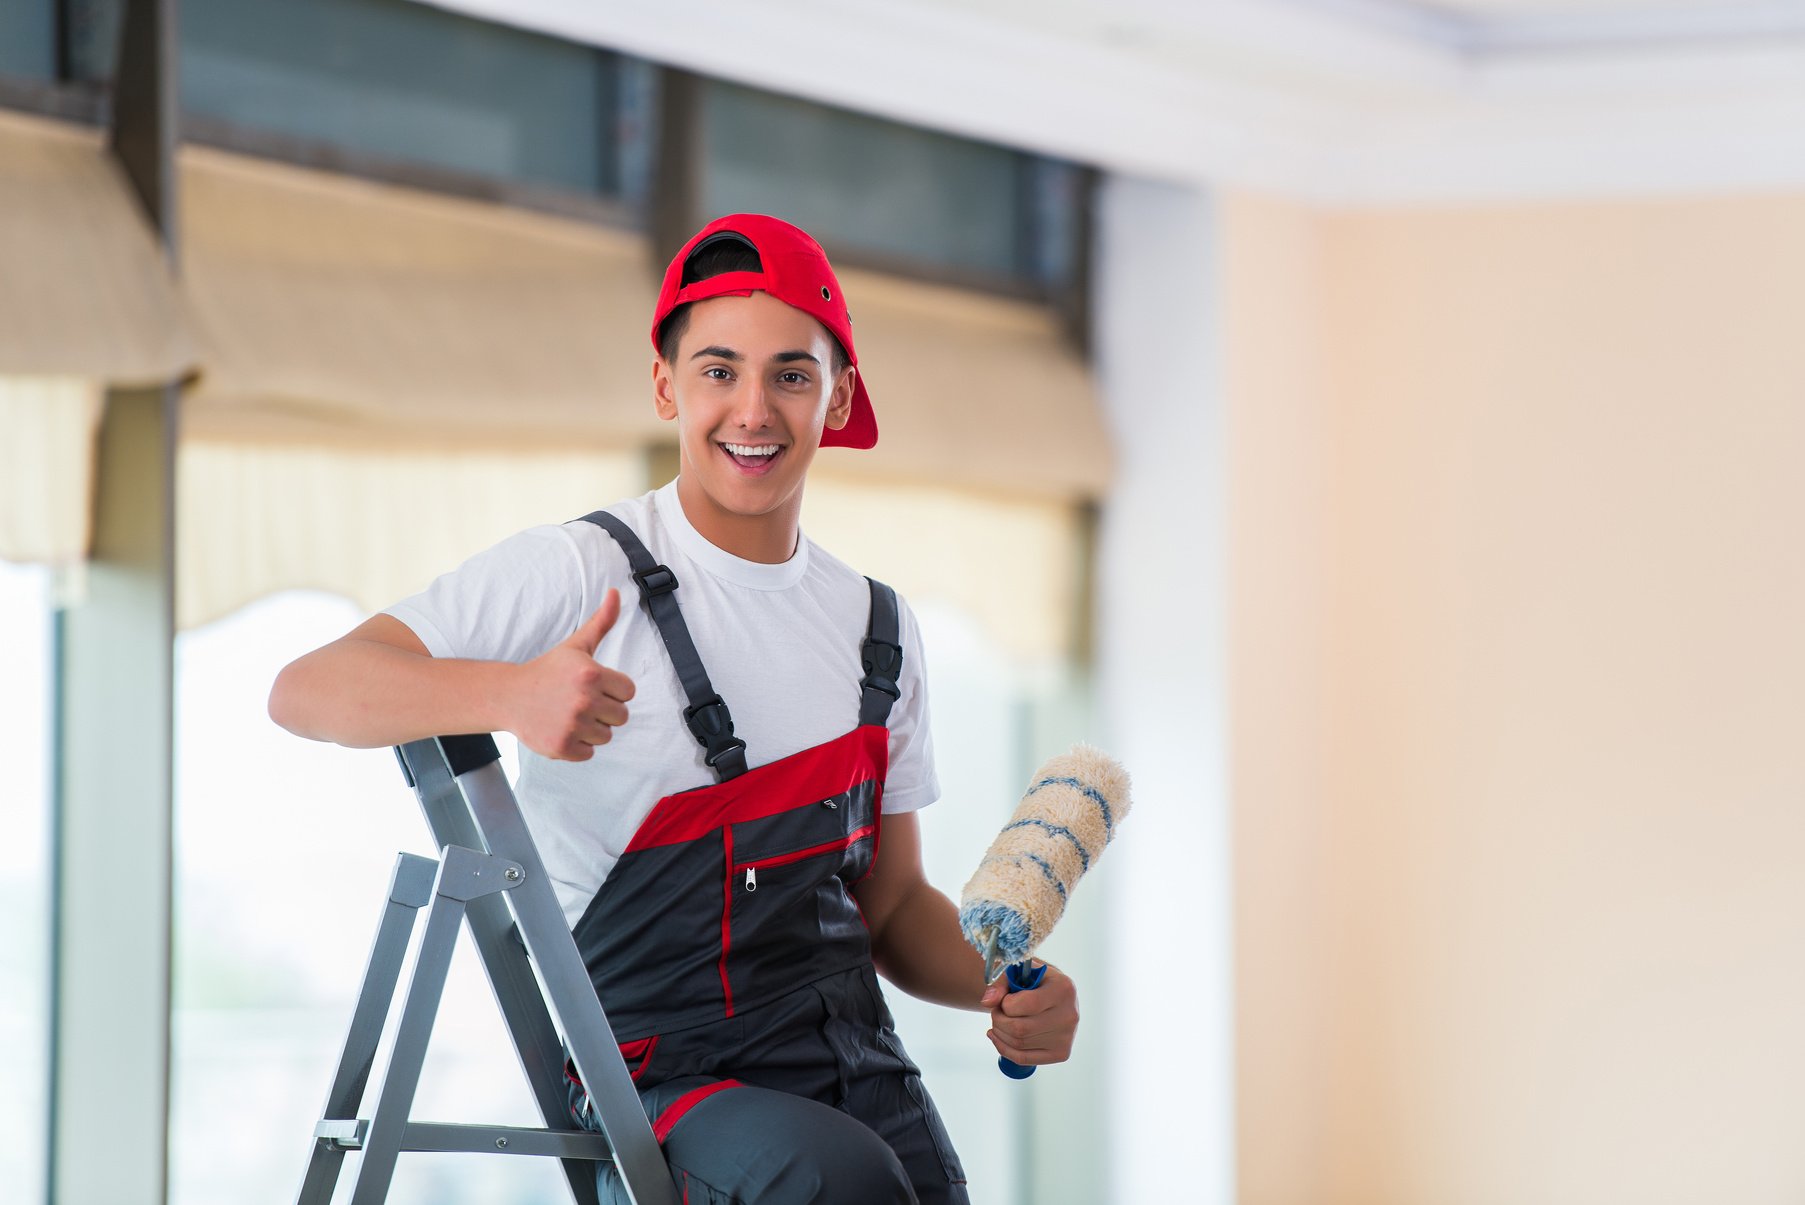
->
[648, 66, 703, 268]
[106, 0, 178, 257]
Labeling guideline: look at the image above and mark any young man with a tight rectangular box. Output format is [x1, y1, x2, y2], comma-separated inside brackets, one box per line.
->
[269, 214, 1080, 1204]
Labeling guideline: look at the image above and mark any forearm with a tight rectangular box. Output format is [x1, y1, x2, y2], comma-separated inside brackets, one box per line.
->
[868, 879, 990, 1012]
[269, 638, 517, 748]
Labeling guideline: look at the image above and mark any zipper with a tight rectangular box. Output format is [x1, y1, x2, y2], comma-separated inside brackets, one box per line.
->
[734, 824, 877, 892]
[719, 819, 879, 1017]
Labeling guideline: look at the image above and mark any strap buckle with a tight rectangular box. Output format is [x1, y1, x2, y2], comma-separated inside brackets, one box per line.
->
[686, 696, 747, 771]
[859, 637, 903, 700]
[685, 692, 736, 746]
[633, 563, 679, 597]
[704, 737, 749, 771]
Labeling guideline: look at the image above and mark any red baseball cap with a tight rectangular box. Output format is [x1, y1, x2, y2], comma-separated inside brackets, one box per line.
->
[651, 213, 876, 450]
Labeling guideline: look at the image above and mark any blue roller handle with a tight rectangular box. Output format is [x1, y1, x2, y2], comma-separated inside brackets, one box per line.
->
[996, 961, 1048, 1079]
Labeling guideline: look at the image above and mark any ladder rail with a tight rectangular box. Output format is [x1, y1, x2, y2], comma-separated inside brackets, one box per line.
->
[344, 857, 474, 1205]
[415, 737, 676, 1205]
[401, 740, 609, 1205]
[317, 1118, 618, 1159]
[295, 737, 678, 1205]
[296, 853, 437, 1205]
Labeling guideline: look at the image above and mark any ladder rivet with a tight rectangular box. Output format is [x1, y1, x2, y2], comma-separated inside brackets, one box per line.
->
[504, 867, 522, 882]
[496, 1136, 509, 1148]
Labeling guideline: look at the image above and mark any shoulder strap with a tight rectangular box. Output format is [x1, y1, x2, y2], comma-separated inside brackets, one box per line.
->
[576, 510, 748, 781]
[858, 578, 903, 728]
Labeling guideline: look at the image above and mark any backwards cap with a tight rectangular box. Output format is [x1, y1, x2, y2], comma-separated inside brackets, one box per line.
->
[651, 213, 876, 450]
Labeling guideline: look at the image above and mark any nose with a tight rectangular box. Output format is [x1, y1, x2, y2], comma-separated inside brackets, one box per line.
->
[730, 377, 775, 429]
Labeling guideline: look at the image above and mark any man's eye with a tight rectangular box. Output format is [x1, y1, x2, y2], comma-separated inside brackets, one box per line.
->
[703, 366, 732, 380]
[778, 371, 808, 385]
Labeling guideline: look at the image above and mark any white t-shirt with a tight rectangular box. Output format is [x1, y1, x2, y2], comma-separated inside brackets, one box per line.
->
[386, 479, 939, 925]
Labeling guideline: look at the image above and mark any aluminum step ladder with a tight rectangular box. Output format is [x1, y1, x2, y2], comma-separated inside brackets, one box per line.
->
[295, 734, 679, 1205]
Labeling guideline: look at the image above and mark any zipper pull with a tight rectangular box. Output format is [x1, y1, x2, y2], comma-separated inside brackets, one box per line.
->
[744, 867, 758, 893]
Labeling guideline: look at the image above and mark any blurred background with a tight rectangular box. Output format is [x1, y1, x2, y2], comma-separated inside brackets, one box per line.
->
[2, 1, 1802, 1203]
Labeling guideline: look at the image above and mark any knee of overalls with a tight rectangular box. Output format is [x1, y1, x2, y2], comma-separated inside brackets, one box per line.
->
[597, 1077, 918, 1205]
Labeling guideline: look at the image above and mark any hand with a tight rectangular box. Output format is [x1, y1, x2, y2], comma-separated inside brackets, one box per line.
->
[506, 588, 636, 761]
[980, 961, 1079, 1068]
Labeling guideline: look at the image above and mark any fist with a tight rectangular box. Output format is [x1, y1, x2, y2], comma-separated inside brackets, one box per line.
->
[509, 589, 637, 761]
[981, 961, 1079, 1068]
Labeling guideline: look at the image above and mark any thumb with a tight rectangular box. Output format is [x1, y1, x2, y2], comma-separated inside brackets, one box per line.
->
[981, 973, 1008, 1009]
[565, 588, 621, 656]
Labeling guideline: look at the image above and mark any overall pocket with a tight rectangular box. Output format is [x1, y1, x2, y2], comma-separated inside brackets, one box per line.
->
[720, 788, 878, 1014]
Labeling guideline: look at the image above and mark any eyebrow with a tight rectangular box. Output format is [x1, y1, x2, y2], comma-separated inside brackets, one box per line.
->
[688, 345, 821, 366]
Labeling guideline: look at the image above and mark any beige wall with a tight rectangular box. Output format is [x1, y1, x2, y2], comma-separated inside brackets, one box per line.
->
[1226, 191, 1805, 1205]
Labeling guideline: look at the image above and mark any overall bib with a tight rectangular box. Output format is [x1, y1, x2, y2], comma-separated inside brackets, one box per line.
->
[564, 512, 970, 1205]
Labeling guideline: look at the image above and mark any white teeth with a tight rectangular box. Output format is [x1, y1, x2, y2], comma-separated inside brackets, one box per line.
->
[723, 443, 779, 457]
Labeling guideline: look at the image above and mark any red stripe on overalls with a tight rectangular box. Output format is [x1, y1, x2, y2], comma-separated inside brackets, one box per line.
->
[735, 825, 877, 873]
[652, 1079, 744, 1144]
[567, 1036, 660, 1088]
[718, 824, 735, 1016]
[625, 724, 890, 853]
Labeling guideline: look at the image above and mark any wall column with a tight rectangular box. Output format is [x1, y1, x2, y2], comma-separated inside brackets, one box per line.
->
[1092, 175, 1233, 1205]
[49, 0, 180, 1201]
[50, 385, 178, 1205]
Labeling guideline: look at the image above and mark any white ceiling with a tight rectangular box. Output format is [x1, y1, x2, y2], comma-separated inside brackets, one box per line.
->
[1413, 0, 1740, 13]
[950, 0, 1805, 54]
[421, 0, 1805, 204]
[1308, 0, 1805, 50]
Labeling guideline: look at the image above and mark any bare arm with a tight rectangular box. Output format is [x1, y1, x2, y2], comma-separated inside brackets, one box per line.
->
[855, 813, 989, 1011]
[854, 811, 1082, 1067]
[268, 589, 635, 760]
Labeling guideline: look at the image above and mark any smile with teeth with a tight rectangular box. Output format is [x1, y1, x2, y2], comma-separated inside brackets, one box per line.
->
[719, 440, 785, 475]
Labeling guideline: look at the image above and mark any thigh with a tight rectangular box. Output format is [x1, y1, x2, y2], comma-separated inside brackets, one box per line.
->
[840, 1035, 971, 1205]
[820, 972, 971, 1205]
[594, 1077, 918, 1205]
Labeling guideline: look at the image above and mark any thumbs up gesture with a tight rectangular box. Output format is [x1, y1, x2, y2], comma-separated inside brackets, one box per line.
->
[507, 587, 637, 761]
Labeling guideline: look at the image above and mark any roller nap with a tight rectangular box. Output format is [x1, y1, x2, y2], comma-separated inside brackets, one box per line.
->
[959, 743, 1132, 970]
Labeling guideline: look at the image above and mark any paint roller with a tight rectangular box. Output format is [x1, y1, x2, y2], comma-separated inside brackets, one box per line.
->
[959, 743, 1132, 1078]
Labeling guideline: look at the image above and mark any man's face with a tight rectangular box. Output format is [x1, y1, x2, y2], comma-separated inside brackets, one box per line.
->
[652, 290, 855, 525]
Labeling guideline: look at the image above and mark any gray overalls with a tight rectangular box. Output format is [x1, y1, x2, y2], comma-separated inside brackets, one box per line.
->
[563, 512, 970, 1205]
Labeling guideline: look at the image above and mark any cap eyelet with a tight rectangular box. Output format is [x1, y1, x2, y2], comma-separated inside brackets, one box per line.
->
[821, 286, 832, 300]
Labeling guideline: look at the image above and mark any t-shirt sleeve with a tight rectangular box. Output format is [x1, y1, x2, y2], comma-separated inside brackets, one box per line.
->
[880, 594, 940, 814]
[384, 524, 589, 664]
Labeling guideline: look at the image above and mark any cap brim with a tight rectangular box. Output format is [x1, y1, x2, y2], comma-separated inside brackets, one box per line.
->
[820, 373, 877, 449]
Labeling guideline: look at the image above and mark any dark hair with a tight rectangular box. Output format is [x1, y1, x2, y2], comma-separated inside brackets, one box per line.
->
[656, 237, 850, 374]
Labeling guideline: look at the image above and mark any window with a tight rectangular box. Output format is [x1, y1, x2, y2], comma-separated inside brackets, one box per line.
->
[700, 79, 1088, 302]
[63, 0, 124, 82]
[0, 562, 53, 1204]
[0, 0, 118, 120]
[181, 0, 643, 205]
[0, 1, 56, 81]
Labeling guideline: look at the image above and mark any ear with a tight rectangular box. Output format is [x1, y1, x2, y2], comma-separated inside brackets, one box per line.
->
[824, 365, 857, 431]
[651, 357, 679, 422]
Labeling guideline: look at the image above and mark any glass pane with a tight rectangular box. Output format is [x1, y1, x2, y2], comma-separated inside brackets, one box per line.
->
[0, 0, 56, 81]
[65, 0, 124, 83]
[888, 603, 1029, 1205]
[0, 562, 53, 1204]
[181, 0, 619, 196]
[171, 591, 560, 1205]
[702, 80, 1040, 286]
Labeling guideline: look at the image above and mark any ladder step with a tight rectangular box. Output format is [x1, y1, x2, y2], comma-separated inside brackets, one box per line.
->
[315, 1119, 617, 1161]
